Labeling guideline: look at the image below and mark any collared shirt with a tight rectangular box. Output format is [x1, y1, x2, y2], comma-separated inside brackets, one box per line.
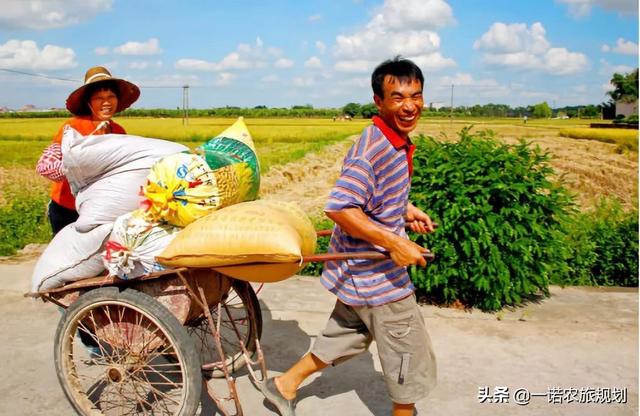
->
[320, 116, 415, 306]
[44, 116, 126, 210]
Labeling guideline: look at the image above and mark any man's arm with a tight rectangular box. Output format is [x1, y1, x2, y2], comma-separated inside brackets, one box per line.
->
[326, 207, 428, 267]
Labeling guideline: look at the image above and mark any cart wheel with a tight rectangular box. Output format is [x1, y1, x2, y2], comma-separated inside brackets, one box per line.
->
[187, 280, 262, 378]
[54, 287, 202, 416]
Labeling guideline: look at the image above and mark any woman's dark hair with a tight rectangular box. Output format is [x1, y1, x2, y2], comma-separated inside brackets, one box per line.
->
[371, 56, 424, 98]
[80, 80, 120, 114]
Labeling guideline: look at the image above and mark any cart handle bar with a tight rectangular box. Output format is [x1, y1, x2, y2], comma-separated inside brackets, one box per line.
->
[316, 222, 439, 237]
[302, 250, 434, 263]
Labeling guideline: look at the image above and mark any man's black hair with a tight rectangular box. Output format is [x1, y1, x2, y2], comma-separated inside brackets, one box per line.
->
[371, 56, 424, 98]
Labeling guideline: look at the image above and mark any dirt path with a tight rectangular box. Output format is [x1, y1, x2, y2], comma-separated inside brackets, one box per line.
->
[1, 131, 638, 415]
[1, 261, 637, 416]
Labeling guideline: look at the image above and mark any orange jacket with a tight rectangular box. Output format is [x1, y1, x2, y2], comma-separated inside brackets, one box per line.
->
[50, 116, 126, 210]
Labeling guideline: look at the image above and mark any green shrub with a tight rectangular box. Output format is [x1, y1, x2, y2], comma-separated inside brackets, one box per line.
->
[560, 200, 638, 287]
[409, 128, 574, 311]
[0, 193, 51, 255]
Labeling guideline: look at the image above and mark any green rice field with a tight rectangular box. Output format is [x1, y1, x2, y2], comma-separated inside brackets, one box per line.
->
[0, 117, 370, 171]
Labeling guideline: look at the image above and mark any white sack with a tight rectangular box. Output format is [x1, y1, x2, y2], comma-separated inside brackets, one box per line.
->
[31, 223, 113, 292]
[103, 211, 180, 280]
[61, 127, 188, 232]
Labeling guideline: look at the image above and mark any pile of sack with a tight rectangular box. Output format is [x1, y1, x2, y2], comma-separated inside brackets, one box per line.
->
[32, 117, 316, 292]
[32, 127, 187, 292]
[32, 118, 253, 290]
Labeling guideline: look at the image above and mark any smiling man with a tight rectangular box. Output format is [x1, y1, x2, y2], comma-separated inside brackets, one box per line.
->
[260, 57, 437, 416]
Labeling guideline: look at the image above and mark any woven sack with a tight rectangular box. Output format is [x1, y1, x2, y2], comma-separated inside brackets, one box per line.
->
[157, 200, 316, 282]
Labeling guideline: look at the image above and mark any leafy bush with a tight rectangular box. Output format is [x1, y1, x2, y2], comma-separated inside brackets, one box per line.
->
[0, 192, 51, 255]
[409, 129, 574, 311]
[561, 200, 638, 287]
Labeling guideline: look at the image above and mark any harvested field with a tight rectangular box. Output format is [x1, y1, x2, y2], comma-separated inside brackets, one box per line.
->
[413, 121, 638, 210]
[259, 120, 638, 219]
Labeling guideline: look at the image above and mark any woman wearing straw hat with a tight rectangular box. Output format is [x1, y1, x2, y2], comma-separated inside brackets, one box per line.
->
[36, 66, 140, 235]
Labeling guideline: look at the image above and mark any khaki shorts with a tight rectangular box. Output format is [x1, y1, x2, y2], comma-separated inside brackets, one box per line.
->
[310, 294, 437, 404]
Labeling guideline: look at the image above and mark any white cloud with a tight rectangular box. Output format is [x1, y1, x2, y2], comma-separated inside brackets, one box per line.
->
[543, 48, 589, 75]
[260, 74, 280, 83]
[0, 39, 76, 70]
[293, 76, 315, 87]
[435, 72, 510, 98]
[315, 41, 327, 55]
[175, 59, 216, 71]
[409, 53, 457, 72]
[304, 56, 323, 69]
[612, 38, 638, 55]
[308, 14, 322, 22]
[473, 22, 549, 54]
[274, 58, 294, 69]
[336, 26, 441, 59]
[438, 73, 497, 87]
[216, 52, 253, 70]
[94, 46, 109, 56]
[114, 38, 162, 56]
[136, 74, 200, 87]
[336, 76, 371, 89]
[557, 0, 638, 17]
[474, 22, 588, 75]
[334, 59, 377, 73]
[214, 72, 237, 86]
[375, 0, 456, 30]
[332, 0, 456, 74]
[0, 0, 113, 30]
[128, 60, 163, 70]
[599, 59, 634, 75]
[176, 38, 274, 72]
[601, 38, 638, 55]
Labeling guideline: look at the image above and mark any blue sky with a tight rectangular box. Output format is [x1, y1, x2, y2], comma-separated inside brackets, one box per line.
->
[0, 0, 637, 110]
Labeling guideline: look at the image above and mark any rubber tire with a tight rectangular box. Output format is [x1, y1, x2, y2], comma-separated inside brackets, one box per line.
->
[54, 287, 202, 416]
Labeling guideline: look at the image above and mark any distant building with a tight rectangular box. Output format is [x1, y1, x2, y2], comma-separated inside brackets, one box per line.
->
[20, 104, 36, 112]
[615, 99, 638, 117]
[0, 106, 10, 113]
[427, 102, 445, 110]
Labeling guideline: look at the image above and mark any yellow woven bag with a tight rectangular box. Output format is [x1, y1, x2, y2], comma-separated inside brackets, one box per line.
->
[157, 200, 317, 282]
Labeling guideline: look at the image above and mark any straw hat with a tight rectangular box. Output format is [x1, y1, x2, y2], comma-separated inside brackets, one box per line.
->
[66, 66, 140, 115]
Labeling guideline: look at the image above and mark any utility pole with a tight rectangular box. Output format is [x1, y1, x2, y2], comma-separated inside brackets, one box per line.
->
[450, 84, 454, 126]
[182, 85, 189, 125]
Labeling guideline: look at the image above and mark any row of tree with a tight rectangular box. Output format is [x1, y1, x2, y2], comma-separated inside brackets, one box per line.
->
[3, 70, 636, 120]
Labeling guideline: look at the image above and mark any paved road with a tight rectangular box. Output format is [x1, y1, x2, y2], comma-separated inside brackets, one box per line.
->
[1, 260, 637, 415]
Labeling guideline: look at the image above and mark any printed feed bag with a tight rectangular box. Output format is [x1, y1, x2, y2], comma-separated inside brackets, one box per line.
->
[156, 200, 317, 283]
[198, 117, 260, 201]
[141, 152, 240, 227]
[103, 210, 181, 280]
